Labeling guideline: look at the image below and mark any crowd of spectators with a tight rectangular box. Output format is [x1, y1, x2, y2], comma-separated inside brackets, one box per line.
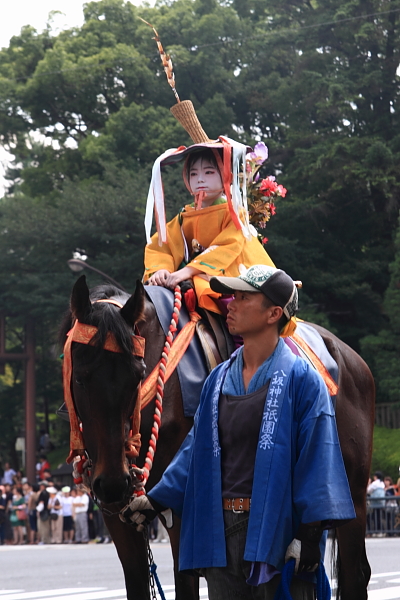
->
[0, 459, 110, 546]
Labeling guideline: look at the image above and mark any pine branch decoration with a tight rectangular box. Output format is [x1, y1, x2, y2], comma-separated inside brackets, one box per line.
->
[139, 17, 180, 103]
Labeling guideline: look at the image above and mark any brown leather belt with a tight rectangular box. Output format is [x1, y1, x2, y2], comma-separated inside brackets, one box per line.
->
[223, 498, 251, 512]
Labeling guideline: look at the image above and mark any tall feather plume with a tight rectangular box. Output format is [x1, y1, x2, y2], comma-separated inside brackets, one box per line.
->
[139, 17, 180, 103]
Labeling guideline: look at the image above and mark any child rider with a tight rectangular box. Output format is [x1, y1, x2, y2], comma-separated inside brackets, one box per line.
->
[143, 137, 275, 314]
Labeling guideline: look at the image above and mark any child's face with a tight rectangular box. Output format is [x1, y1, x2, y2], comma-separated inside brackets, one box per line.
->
[189, 157, 223, 206]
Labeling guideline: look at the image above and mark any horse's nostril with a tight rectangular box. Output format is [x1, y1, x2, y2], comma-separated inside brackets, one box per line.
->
[92, 473, 130, 504]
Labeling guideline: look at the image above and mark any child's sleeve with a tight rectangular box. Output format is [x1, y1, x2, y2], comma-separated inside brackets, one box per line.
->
[143, 215, 184, 281]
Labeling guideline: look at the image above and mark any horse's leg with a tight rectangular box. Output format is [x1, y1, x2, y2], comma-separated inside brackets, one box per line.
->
[336, 516, 371, 600]
[168, 519, 200, 600]
[313, 326, 374, 600]
[103, 514, 150, 600]
[335, 413, 372, 600]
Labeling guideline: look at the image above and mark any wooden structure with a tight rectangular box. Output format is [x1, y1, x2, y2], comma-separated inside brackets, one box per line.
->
[375, 403, 400, 429]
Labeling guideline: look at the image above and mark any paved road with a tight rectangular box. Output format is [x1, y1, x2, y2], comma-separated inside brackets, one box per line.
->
[0, 537, 399, 599]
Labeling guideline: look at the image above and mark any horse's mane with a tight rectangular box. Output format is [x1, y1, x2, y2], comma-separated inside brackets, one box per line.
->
[59, 283, 139, 369]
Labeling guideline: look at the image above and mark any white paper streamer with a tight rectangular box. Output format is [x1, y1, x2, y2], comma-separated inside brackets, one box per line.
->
[144, 147, 178, 245]
[219, 136, 252, 240]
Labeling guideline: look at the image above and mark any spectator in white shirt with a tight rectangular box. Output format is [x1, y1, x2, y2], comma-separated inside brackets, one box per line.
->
[72, 489, 89, 543]
[61, 486, 74, 543]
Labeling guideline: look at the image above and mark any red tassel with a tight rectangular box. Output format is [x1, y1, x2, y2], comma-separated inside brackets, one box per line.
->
[184, 288, 197, 313]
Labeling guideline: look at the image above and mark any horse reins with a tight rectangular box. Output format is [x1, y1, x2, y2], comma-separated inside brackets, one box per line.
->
[135, 285, 182, 492]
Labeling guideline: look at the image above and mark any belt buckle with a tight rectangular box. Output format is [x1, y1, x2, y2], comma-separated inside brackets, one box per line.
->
[232, 498, 244, 514]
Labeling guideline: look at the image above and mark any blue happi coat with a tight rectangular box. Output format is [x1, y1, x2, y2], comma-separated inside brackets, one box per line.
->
[149, 342, 355, 572]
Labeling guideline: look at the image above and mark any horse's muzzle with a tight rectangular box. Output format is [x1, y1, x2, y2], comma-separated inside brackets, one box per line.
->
[92, 472, 132, 505]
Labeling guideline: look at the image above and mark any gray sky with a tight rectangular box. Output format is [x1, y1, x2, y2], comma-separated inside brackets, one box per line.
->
[0, 1, 87, 49]
[0, 1, 87, 193]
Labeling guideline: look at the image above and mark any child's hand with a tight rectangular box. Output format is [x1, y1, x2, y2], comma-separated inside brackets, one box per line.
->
[166, 266, 202, 288]
[148, 270, 171, 286]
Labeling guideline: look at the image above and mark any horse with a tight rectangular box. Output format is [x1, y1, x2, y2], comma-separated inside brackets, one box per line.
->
[60, 275, 375, 600]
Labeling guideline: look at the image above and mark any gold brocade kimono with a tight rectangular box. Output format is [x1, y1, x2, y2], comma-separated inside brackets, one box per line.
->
[143, 200, 275, 312]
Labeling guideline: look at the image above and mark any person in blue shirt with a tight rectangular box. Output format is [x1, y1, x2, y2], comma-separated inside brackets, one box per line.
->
[122, 265, 355, 599]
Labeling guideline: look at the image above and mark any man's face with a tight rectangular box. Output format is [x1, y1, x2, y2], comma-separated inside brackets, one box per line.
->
[189, 158, 223, 206]
[226, 291, 272, 338]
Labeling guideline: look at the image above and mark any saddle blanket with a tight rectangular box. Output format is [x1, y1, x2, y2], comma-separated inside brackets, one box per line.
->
[145, 286, 208, 417]
[285, 322, 338, 397]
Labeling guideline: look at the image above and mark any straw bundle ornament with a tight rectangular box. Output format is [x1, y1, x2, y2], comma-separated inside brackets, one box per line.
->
[139, 17, 210, 143]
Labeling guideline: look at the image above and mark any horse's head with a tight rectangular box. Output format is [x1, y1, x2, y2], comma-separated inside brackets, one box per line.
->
[62, 275, 146, 505]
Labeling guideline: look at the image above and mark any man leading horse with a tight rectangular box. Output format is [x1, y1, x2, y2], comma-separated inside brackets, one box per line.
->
[121, 265, 356, 599]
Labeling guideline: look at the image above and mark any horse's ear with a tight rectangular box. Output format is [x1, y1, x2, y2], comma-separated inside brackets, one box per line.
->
[70, 275, 91, 322]
[120, 281, 146, 327]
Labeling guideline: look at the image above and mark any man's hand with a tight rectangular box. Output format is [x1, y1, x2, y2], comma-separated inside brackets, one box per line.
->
[119, 495, 157, 531]
[119, 494, 173, 532]
[285, 523, 323, 573]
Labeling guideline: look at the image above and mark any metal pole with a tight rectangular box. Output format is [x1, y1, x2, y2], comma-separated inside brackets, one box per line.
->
[67, 259, 126, 291]
[25, 318, 36, 483]
[0, 313, 5, 375]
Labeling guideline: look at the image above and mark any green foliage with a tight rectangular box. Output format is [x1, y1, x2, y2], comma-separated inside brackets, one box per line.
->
[0, 360, 24, 468]
[372, 427, 400, 482]
[361, 217, 400, 403]
[47, 444, 70, 470]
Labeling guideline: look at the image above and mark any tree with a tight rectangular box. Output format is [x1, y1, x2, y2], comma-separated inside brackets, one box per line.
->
[361, 216, 400, 403]
[231, 0, 400, 348]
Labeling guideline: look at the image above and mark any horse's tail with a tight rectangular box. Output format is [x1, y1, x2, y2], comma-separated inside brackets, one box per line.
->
[330, 528, 341, 599]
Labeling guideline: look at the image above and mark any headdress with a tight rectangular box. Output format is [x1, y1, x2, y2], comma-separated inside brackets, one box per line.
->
[141, 19, 252, 245]
[144, 137, 252, 246]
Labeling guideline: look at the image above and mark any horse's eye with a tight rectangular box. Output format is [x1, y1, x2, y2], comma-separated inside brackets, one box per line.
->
[75, 378, 85, 387]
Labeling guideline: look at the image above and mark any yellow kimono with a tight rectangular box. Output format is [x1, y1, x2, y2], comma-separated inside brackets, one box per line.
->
[144, 199, 275, 312]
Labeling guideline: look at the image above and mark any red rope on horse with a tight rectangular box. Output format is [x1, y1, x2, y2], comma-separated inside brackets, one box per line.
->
[136, 285, 182, 493]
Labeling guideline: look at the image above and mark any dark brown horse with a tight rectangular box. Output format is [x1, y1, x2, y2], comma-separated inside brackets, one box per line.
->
[60, 275, 374, 600]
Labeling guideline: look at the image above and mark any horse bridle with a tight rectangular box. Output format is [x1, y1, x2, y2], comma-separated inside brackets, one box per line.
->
[63, 289, 189, 518]
[62, 298, 147, 514]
